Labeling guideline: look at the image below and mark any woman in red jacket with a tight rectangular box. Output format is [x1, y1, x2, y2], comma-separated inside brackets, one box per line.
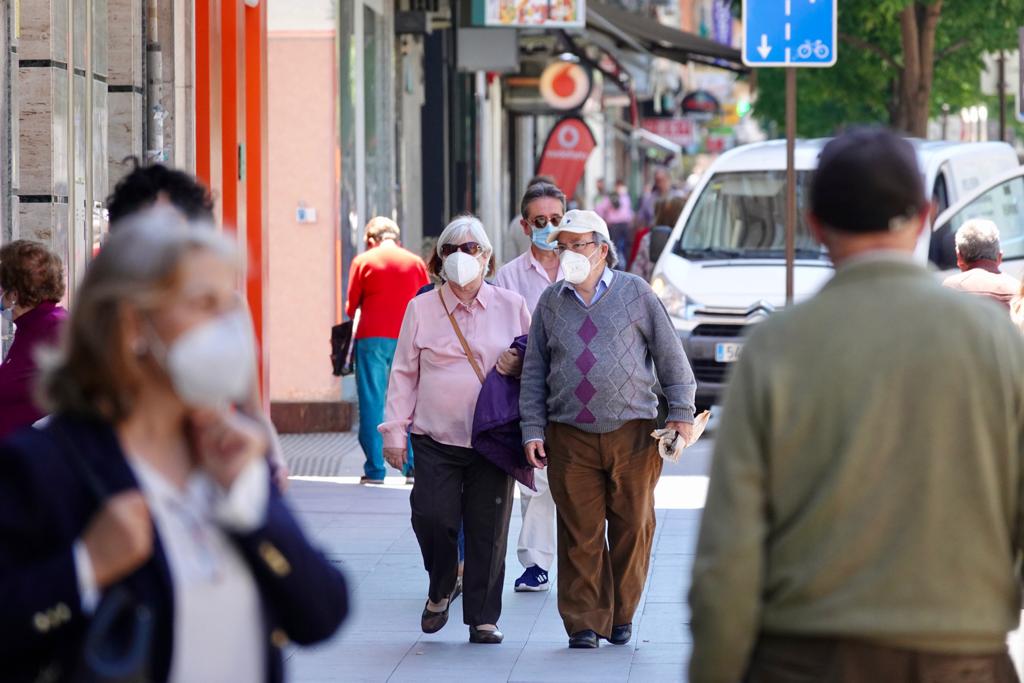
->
[0, 240, 68, 439]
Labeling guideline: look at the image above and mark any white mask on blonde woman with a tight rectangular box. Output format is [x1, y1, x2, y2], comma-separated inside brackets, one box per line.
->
[159, 310, 257, 409]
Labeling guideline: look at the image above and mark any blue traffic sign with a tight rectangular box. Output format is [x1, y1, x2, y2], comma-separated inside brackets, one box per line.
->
[742, 0, 837, 68]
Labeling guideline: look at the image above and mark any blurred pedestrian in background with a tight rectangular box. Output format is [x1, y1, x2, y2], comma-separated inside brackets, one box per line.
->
[635, 167, 672, 233]
[630, 195, 686, 282]
[494, 181, 566, 593]
[942, 218, 1020, 309]
[0, 211, 348, 683]
[346, 216, 429, 485]
[106, 161, 290, 490]
[690, 129, 1024, 683]
[0, 240, 68, 439]
[503, 175, 556, 265]
[107, 159, 216, 227]
[520, 209, 697, 650]
[595, 179, 635, 268]
[380, 215, 530, 644]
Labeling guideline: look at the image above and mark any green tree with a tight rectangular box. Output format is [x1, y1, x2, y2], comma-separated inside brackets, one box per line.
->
[749, 0, 1023, 137]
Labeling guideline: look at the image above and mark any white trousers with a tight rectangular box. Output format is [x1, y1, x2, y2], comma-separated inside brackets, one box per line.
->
[516, 467, 556, 570]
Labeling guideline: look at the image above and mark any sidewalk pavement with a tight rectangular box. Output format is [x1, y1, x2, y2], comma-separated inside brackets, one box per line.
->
[278, 431, 713, 683]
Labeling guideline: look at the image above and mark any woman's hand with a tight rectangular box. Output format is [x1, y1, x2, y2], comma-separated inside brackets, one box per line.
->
[496, 349, 523, 377]
[190, 409, 268, 490]
[383, 447, 407, 471]
[83, 491, 154, 589]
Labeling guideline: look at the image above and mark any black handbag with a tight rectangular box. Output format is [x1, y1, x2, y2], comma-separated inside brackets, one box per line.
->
[50, 425, 155, 683]
[330, 320, 356, 376]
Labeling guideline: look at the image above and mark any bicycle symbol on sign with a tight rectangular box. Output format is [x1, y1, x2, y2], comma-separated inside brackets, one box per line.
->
[796, 39, 830, 60]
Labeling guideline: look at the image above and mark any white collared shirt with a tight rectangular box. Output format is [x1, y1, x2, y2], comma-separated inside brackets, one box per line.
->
[75, 458, 270, 683]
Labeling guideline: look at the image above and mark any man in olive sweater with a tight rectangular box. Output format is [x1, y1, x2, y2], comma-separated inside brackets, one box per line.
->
[689, 129, 1024, 683]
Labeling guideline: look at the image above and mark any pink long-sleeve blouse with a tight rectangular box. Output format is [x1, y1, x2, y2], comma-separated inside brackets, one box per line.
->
[379, 282, 531, 450]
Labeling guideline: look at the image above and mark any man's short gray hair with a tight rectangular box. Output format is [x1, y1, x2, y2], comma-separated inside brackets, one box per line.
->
[593, 232, 619, 269]
[955, 218, 1001, 263]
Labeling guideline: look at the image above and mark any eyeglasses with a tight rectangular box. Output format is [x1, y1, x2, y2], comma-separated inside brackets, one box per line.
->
[440, 241, 484, 257]
[528, 215, 562, 230]
[555, 241, 597, 255]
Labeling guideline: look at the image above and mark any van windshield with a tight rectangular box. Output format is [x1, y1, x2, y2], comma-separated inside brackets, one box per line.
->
[674, 171, 828, 261]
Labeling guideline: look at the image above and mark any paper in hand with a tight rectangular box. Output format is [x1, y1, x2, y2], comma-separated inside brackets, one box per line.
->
[650, 410, 712, 463]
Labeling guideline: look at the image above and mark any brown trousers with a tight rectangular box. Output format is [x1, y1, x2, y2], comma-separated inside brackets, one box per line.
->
[546, 419, 662, 637]
[746, 635, 1019, 683]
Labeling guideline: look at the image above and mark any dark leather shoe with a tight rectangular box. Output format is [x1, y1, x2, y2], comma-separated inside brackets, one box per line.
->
[420, 581, 462, 634]
[469, 626, 504, 644]
[608, 623, 632, 645]
[568, 630, 600, 649]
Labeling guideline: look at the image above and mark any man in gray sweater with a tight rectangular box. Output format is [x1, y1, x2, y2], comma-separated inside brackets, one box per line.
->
[520, 209, 697, 649]
[690, 129, 1024, 683]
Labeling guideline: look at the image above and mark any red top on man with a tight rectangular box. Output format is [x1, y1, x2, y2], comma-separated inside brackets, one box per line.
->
[346, 218, 430, 339]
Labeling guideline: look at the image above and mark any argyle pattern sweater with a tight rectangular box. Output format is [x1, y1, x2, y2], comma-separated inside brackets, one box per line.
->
[520, 271, 696, 443]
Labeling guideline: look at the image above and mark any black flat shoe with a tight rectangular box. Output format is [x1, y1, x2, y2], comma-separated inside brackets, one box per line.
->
[469, 626, 504, 644]
[420, 581, 462, 634]
[568, 630, 600, 649]
[608, 623, 632, 645]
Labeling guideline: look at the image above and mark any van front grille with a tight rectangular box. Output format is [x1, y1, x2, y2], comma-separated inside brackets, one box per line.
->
[691, 359, 732, 384]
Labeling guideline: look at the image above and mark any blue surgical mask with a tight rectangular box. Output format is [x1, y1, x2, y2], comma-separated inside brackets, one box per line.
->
[531, 226, 557, 251]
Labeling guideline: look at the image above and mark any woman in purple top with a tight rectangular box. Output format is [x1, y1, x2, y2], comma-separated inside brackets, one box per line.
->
[0, 240, 68, 439]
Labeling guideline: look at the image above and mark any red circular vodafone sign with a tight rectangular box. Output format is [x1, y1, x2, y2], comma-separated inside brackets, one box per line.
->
[539, 62, 591, 111]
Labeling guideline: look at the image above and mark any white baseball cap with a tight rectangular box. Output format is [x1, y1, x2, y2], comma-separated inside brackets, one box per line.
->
[548, 209, 610, 244]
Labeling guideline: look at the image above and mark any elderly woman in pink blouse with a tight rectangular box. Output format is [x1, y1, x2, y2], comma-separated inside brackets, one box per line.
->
[380, 215, 531, 645]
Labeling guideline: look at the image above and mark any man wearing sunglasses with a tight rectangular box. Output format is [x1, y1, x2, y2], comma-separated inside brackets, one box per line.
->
[494, 181, 567, 594]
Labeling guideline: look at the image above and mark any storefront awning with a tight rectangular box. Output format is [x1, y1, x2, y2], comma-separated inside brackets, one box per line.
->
[586, 1, 747, 73]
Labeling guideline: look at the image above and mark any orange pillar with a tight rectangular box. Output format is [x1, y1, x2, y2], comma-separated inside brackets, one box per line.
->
[245, 1, 269, 403]
[195, 0, 223, 225]
[196, 0, 268, 399]
[220, 0, 245, 234]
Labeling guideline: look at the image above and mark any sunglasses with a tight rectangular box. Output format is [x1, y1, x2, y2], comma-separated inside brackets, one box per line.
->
[528, 215, 563, 230]
[440, 241, 484, 257]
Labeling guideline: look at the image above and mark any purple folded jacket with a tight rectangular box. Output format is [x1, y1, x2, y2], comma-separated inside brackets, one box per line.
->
[471, 334, 536, 491]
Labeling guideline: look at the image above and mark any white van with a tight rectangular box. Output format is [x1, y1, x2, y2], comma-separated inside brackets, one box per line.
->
[650, 139, 1020, 409]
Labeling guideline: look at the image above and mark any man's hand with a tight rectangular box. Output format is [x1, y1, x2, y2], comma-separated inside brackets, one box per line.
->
[190, 409, 268, 490]
[272, 460, 291, 492]
[83, 491, 153, 590]
[525, 441, 547, 469]
[666, 420, 698, 448]
[384, 447, 407, 471]
[496, 349, 523, 377]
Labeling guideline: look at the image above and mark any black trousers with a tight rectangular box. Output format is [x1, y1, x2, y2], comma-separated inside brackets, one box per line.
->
[410, 434, 514, 626]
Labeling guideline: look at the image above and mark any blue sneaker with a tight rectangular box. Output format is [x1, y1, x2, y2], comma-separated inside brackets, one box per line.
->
[514, 565, 550, 592]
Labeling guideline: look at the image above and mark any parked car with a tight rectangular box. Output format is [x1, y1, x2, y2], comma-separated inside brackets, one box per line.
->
[651, 139, 1020, 410]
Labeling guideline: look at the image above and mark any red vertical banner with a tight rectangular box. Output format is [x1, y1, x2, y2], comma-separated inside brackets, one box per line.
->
[534, 117, 597, 202]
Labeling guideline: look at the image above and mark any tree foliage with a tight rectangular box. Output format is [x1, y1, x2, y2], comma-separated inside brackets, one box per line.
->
[748, 0, 1023, 137]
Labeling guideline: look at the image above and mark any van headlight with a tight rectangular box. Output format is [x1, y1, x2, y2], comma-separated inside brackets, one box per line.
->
[651, 275, 695, 319]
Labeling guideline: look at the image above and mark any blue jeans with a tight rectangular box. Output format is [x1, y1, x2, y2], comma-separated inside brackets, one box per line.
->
[355, 337, 413, 479]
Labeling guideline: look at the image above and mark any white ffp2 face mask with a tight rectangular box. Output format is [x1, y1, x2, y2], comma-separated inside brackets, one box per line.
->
[443, 251, 483, 287]
[161, 310, 257, 409]
[560, 249, 597, 285]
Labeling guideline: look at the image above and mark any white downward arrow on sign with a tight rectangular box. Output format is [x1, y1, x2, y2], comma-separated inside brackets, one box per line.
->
[757, 34, 772, 58]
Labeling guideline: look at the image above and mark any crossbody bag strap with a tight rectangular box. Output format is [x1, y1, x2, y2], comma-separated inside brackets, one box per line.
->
[438, 288, 486, 385]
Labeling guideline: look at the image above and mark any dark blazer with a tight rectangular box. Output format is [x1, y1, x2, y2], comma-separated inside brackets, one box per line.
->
[0, 414, 348, 682]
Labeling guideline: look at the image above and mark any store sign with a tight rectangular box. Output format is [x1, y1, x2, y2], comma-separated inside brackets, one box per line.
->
[539, 62, 592, 111]
[641, 118, 697, 147]
[535, 117, 597, 201]
[681, 90, 722, 117]
[473, 0, 585, 28]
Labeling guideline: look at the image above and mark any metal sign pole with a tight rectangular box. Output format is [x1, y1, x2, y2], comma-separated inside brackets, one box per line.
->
[785, 67, 796, 305]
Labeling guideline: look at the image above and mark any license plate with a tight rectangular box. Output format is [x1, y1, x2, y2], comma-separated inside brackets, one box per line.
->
[715, 342, 742, 363]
